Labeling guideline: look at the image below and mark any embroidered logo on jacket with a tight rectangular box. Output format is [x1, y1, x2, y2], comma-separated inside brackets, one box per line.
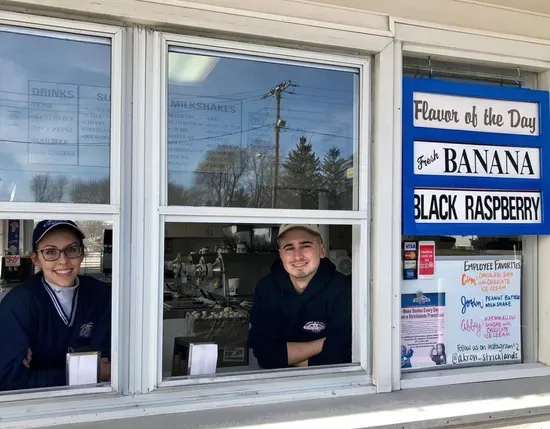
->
[79, 322, 94, 338]
[303, 321, 326, 333]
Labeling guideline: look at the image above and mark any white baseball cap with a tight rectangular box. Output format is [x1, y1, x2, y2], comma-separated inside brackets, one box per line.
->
[277, 224, 322, 241]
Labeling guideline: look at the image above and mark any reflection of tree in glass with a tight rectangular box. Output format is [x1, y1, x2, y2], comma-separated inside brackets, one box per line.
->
[30, 173, 68, 203]
[192, 145, 249, 207]
[78, 221, 107, 242]
[167, 181, 199, 206]
[70, 178, 109, 204]
[247, 141, 273, 208]
[280, 136, 321, 209]
[321, 147, 352, 210]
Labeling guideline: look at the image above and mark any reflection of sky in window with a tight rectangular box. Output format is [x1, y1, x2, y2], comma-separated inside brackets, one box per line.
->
[167, 50, 357, 187]
[0, 30, 110, 202]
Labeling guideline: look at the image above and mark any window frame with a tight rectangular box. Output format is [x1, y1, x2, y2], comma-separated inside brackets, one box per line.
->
[137, 32, 373, 393]
[0, 12, 127, 401]
[395, 38, 550, 391]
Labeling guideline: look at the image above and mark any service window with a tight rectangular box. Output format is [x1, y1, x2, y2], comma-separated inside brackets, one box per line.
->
[0, 23, 120, 397]
[157, 41, 369, 382]
[162, 222, 353, 377]
[400, 59, 539, 373]
[0, 218, 114, 392]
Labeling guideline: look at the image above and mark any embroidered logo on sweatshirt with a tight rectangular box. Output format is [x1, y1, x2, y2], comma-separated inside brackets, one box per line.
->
[303, 321, 326, 333]
[79, 322, 94, 338]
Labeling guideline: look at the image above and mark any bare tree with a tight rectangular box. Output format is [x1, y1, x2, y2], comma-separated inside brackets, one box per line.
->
[30, 173, 68, 202]
[77, 220, 107, 242]
[70, 178, 110, 204]
[192, 145, 250, 207]
[30, 173, 51, 202]
[51, 175, 68, 203]
[167, 181, 202, 206]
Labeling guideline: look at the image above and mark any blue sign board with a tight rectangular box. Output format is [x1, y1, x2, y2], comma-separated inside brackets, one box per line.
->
[403, 77, 550, 236]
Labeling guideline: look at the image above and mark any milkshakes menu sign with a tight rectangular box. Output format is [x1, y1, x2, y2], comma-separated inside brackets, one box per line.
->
[403, 78, 550, 235]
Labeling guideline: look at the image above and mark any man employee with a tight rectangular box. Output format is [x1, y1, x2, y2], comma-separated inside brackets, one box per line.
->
[249, 224, 351, 369]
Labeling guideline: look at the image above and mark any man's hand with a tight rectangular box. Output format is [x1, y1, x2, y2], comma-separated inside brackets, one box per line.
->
[99, 358, 111, 382]
[292, 360, 308, 367]
[22, 348, 32, 368]
[287, 338, 326, 366]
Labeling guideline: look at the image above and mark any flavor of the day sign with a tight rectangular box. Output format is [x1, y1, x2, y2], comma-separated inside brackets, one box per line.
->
[401, 258, 521, 370]
[402, 77, 550, 235]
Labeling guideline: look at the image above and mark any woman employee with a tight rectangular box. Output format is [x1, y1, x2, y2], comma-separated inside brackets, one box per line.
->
[0, 220, 111, 391]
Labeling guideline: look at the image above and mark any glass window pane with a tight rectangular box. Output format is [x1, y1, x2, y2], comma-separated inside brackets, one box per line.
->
[400, 236, 523, 372]
[0, 218, 113, 392]
[167, 49, 358, 210]
[0, 28, 111, 203]
[162, 222, 354, 378]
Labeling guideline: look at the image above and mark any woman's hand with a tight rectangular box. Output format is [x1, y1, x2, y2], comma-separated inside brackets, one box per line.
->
[23, 348, 32, 368]
[99, 357, 111, 382]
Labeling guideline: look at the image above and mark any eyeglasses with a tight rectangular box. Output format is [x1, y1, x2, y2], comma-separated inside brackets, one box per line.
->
[37, 245, 83, 261]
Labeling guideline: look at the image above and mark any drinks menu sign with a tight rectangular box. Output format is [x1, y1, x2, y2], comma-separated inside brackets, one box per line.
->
[402, 77, 550, 236]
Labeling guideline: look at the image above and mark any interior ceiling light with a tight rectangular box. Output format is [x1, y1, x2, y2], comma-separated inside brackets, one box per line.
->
[168, 52, 219, 85]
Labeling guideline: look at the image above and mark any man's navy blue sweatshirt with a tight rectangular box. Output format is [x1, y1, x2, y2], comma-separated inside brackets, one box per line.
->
[249, 257, 351, 369]
[0, 274, 111, 391]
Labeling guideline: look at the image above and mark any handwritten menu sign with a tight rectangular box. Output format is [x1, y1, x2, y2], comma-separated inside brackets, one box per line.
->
[402, 77, 550, 236]
[168, 95, 243, 174]
[401, 258, 521, 370]
[27, 81, 110, 167]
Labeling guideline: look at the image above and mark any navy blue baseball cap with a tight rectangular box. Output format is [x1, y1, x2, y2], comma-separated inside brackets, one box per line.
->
[33, 220, 85, 248]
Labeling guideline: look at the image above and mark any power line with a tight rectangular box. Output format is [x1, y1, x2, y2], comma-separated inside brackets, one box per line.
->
[297, 85, 354, 93]
[0, 167, 109, 174]
[0, 139, 109, 146]
[291, 92, 350, 102]
[285, 128, 354, 140]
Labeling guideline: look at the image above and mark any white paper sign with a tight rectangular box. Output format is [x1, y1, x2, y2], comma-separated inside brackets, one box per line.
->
[414, 141, 540, 179]
[414, 188, 541, 223]
[401, 259, 522, 370]
[413, 92, 539, 135]
[188, 343, 218, 376]
[66, 352, 99, 386]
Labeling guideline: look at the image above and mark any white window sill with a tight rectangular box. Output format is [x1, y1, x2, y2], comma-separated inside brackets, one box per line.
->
[4, 369, 550, 428]
[401, 362, 550, 389]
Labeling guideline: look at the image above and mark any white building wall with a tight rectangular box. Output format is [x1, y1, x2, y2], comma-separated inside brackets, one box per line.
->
[2, 1, 550, 429]
[5, 0, 550, 41]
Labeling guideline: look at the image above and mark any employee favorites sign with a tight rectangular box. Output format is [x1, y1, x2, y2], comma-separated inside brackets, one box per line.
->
[402, 78, 550, 236]
[401, 258, 521, 370]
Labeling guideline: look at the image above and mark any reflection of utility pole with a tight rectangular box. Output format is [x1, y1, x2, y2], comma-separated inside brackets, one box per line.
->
[263, 81, 296, 208]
